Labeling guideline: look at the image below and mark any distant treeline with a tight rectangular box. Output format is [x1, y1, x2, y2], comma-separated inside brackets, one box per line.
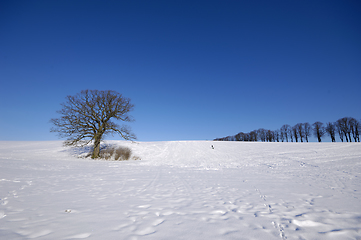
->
[214, 117, 360, 143]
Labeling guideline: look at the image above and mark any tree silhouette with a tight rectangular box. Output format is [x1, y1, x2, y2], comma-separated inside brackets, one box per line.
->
[50, 90, 136, 158]
[325, 122, 336, 142]
[313, 121, 325, 142]
[303, 123, 312, 142]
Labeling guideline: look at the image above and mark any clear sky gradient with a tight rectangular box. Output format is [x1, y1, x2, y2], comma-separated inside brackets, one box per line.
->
[1, 0, 360, 141]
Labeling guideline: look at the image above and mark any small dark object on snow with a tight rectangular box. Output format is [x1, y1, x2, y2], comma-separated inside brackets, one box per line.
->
[211, 145, 214, 149]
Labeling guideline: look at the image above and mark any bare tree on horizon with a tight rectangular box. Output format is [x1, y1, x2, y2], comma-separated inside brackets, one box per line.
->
[325, 122, 336, 142]
[50, 90, 136, 158]
[303, 122, 312, 142]
[313, 121, 325, 142]
[280, 124, 291, 142]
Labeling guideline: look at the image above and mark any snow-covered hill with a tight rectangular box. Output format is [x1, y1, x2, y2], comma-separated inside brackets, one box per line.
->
[0, 141, 360, 239]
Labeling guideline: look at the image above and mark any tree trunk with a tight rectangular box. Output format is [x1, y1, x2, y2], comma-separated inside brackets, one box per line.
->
[317, 135, 322, 142]
[92, 135, 102, 158]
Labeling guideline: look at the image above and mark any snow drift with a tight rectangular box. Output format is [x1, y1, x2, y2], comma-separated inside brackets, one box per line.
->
[0, 141, 360, 239]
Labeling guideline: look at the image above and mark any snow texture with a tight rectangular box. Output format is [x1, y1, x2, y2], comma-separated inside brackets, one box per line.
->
[0, 141, 360, 239]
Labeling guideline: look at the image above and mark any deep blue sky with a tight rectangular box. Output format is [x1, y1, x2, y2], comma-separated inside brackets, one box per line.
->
[1, 0, 360, 141]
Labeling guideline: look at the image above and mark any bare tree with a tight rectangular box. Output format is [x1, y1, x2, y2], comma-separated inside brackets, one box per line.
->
[313, 121, 325, 142]
[279, 129, 285, 142]
[303, 122, 311, 142]
[279, 130, 282, 142]
[288, 126, 294, 142]
[50, 90, 136, 158]
[243, 133, 251, 141]
[235, 132, 245, 141]
[350, 118, 360, 142]
[336, 117, 352, 142]
[280, 124, 291, 142]
[345, 118, 353, 142]
[257, 128, 267, 142]
[292, 125, 299, 142]
[266, 130, 274, 142]
[274, 129, 280, 142]
[336, 122, 344, 142]
[325, 122, 336, 142]
[294, 123, 305, 142]
[249, 130, 258, 141]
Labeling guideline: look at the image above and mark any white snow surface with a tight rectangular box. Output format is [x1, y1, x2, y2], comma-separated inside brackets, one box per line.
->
[0, 140, 361, 239]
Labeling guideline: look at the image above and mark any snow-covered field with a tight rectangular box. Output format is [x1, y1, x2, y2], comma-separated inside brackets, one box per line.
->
[0, 141, 360, 239]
